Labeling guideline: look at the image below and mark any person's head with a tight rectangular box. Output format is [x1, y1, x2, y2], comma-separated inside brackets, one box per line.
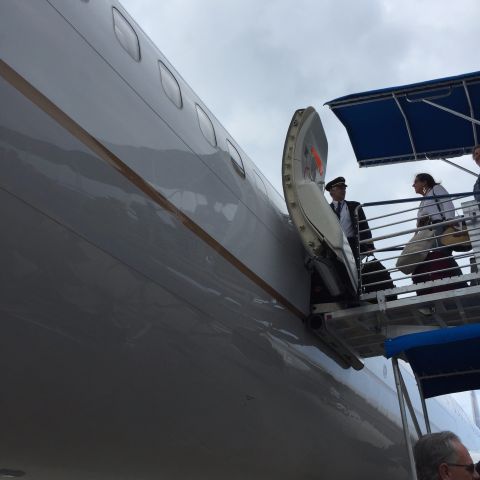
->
[326, 176, 347, 202]
[413, 173, 439, 196]
[414, 431, 479, 480]
[472, 145, 480, 167]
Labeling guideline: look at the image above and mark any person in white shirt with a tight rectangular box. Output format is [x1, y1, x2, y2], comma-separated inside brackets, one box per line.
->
[325, 176, 374, 261]
[411, 173, 466, 294]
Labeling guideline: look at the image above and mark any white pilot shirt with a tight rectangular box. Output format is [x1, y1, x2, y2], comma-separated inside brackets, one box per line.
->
[332, 200, 355, 238]
[418, 184, 455, 223]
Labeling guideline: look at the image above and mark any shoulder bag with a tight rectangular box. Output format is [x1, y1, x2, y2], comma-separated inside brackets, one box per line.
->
[396, 228, 435, 274]
[433, 192, 471, 252]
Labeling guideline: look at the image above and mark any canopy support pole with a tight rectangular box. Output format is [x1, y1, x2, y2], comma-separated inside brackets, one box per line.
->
[415, 372, 431, 433]
[393, 93, 417, 160]
[419, 393, 431, 434]
[392, 357, 418, 480]
[440, 158, 477, 177]
[463, 81, 478, 145]
[420, 99, 480, 126]
[399, 369, 423, 438]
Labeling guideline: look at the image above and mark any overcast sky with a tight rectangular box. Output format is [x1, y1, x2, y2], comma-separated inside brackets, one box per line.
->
[121, 0, 479, 203]
[119, 0, 479, 422]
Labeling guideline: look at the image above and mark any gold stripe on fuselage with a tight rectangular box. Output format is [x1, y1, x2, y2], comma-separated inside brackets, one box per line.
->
[0, 59, 306, 321]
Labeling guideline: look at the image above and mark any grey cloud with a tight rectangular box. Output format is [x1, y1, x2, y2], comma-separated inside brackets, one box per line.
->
[122, 0, 479, 200]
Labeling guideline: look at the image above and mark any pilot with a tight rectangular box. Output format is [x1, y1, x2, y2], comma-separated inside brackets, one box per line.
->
[414, 431, 480, 480]
[325, 176, 374, 259]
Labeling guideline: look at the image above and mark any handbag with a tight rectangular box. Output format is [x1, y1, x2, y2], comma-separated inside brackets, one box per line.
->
[361, 256, 397, 300]
[440, 223, 472, 252]
[432, 193, 472, 252]
[396, 228, 435, 274]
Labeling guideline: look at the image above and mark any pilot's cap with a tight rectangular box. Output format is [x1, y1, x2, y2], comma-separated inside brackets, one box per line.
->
[325, 176, 347, 191]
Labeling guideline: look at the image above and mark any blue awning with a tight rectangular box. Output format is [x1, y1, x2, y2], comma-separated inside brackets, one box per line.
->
[326, 71, 480, 167]
[385, 324, 480, 398]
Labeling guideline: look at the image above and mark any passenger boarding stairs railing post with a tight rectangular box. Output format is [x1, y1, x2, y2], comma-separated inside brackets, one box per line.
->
[309, 191, 480, 370]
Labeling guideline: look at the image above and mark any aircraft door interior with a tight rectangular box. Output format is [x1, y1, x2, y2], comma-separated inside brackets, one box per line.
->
[282, 107, 358, 302]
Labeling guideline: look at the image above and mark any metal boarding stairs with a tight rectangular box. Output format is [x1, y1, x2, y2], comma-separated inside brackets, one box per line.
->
[310, 192, 480, 370]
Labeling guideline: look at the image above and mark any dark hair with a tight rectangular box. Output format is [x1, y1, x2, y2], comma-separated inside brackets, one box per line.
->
[414, 431, 460, 480]
[473, 145, 480, 157]
[415, 173, 439, 189]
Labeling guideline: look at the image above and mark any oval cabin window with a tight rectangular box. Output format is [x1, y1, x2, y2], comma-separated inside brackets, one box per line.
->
[196, 105, 217, 147]
[112, 8, 141, 61]
[158, 61, 182, 108]
[227, 140, 246, 177]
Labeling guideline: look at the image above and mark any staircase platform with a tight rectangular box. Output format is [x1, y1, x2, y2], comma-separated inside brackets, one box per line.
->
[310, 277, 480, 370]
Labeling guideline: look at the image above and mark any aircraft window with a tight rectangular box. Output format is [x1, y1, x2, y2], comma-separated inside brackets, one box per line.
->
[254, 171, 267, 196]
[196, 105, 217, 147]
[226, 140, 246, 177]
[158, 61, 182, 108]
[112, 8, 141, 61]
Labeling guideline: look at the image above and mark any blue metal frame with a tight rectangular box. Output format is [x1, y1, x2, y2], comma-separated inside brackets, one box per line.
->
[326, 71, 480, 167]
[385, 324, 480, 398]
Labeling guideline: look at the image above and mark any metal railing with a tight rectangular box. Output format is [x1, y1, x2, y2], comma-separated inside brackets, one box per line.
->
[354, 192, 480, 299]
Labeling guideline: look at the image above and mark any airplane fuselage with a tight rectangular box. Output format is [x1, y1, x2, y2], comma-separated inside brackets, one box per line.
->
[0, 2, 478, 479]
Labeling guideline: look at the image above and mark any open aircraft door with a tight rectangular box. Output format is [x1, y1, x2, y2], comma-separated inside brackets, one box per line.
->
[282, 107, 358, 298]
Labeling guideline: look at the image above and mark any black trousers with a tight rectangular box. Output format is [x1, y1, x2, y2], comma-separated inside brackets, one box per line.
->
[347, 237, 358, 255]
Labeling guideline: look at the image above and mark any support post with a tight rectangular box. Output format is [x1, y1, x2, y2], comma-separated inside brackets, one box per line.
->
[392, 357, 418, 480]
[399, 370, 423, 438]
[417, 378, 431, 434]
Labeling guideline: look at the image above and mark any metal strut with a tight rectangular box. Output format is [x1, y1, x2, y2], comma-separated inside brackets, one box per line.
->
[393, 92, 417, 160]
[420, 98, 480, 126]
[440, 158, 477, 177]
[463, 80, 478, 145]
[392, 357, 418, 480]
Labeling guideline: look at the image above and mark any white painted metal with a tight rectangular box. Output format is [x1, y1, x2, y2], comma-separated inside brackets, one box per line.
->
[393, 358, 419, 480]
[282, 107, 358, 292]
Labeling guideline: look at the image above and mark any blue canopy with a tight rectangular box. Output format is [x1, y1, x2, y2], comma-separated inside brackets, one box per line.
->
[385, 324, 480, 399]
[326, 71, 480, 167]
